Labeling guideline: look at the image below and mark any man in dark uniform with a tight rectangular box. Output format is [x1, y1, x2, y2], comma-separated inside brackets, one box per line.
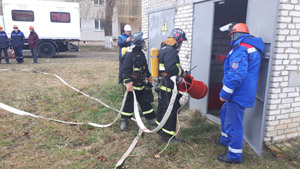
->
[11, 25, 25, 64]
[0, 25, 9, 64]
[118, 24, 132, 84]
[156, 28, 187, 143]
[120, 32, 156, 131]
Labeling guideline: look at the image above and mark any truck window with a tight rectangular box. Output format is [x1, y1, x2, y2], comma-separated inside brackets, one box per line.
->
[12, 10, 34, 22]
[50, 12, 70, 23]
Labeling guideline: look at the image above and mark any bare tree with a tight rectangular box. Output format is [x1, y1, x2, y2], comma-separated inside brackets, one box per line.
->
[104, 0, 116, 48]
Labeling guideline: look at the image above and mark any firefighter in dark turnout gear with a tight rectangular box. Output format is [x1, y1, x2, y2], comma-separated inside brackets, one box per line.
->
[156, 28, 187, 143]
[120, 32, 156, 131]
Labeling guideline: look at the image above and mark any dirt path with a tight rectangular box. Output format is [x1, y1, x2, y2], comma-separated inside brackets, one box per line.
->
[22, 51, 118, 60]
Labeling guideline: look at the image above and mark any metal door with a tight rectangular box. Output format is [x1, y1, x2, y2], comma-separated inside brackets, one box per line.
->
[189, 1, 215, 114]
[148, 8, 175, 62]
[244, 0, 279, 156]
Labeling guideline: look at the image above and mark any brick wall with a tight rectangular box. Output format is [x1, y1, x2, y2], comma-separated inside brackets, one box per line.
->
[142, 0, 300, 142]
[142, 0, 192, 102]
[265, 0, 300, 142]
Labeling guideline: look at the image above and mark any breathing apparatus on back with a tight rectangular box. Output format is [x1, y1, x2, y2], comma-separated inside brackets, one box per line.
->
[150, 28, 208, 100]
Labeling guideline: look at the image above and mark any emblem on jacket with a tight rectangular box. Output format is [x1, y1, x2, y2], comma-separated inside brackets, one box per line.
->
[232, 62, 239, 69]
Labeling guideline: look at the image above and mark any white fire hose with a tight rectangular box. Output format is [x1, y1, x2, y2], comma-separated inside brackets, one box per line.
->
[0, 69, 179, 168]
[115, 76, 178, 168]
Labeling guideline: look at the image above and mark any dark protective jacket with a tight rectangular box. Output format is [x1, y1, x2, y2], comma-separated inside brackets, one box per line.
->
[158, 44, 184, 77]
[11, 30, 25, 47]
[28, 31, 40, 49]
[219, 34, 265, 108]
[0, 31, 9, 49]
[158, 43, 184, 92]
[118, 33, 131, 60]
[121, 46, 151, 90]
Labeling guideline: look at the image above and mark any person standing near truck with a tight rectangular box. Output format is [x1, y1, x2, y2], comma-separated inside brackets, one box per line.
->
[0, 25, 9, 64]
[11, 25, 25, 64]
[28, 26, 40, 64]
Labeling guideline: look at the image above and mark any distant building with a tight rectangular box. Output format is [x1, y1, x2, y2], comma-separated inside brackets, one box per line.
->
[0, 0, 142, 43]
[117, 0, 141, 34]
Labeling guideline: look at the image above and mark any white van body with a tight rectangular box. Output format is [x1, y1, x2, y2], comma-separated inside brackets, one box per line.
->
[1, 0, 80, 57]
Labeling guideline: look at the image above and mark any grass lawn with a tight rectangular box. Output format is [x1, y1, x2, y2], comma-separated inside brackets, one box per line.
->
[0, 52, 299, 169]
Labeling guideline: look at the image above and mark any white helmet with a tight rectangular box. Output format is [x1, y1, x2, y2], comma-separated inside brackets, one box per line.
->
[124, 24, 132, 31]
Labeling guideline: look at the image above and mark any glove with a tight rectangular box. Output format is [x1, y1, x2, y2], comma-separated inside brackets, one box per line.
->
[144, 82, 154, 103]
[181, 71, 186, 78]
[145, 82, 153, 89]
[181, 70, 191, 78]
[176, 76, 184, 85]
[146, 76, 152, 83]
[125, 81, 133, 91]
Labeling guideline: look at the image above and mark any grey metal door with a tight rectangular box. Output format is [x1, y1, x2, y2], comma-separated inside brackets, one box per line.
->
[148, 8, 175, 62]
[244, 0, 279, 156]
[189, 1, 215, 114]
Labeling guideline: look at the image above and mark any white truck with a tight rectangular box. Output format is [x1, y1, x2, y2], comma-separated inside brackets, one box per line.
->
[1, 0, 80, 58]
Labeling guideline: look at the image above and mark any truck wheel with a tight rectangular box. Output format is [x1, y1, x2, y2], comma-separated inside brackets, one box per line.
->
[38, 42, 56, 58]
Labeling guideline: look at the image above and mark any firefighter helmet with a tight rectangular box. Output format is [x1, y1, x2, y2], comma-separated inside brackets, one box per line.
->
[132, 32, 146, 47]
[169, 28, 187, 43]
[29, 26, 34, 30]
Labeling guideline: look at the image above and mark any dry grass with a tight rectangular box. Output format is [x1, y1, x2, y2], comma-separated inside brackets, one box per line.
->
[0, 51, 299, 169]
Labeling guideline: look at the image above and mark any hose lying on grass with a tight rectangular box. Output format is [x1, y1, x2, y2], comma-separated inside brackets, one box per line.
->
[0, 68, 124, 128]
[0, 69, 181, 168]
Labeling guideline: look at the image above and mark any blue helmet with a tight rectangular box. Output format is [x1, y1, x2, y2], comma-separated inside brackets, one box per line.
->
[169, 28, 187, 43]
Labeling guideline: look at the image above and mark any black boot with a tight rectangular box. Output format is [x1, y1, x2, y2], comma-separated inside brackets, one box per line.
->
[120, 118, 128, 131]
[146, 117, 157, 125]
[217, 155, 241, 164]
[215, 139, 227, 147]
[160, 133, 184, 143]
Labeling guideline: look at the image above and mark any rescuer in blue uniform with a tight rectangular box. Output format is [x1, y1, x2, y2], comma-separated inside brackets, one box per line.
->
[216, 23, 265, 164]
[11, 25, 25, 64]
[118, 24, 132, 84]
[0, 25, 9, 64]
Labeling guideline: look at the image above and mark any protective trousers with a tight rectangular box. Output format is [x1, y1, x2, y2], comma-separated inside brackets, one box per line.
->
[0, 48, 9, 63]
[156, 79, 182, 136]
[121, 89, 156, 120]
[14, 46, 24, 63]
[220, 101, 245, 162]
[31, 49, 38, 64]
